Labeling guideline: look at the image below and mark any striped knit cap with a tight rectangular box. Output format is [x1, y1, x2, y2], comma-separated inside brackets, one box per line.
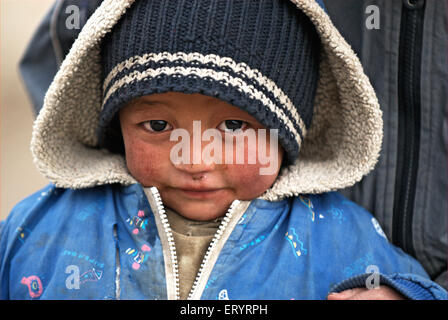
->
[99, 0, 321, 163]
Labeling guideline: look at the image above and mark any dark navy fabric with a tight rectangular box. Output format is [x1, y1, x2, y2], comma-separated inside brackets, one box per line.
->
[1, 183, 446, 300]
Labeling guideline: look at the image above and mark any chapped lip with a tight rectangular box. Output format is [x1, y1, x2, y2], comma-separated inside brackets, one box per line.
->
[177, 187, 222, 193]
[175, 186, 225, 199]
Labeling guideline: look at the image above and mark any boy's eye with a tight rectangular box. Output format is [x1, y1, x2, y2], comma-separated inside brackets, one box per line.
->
[218, 120, 248, 133]
[142, 120, 173, 132]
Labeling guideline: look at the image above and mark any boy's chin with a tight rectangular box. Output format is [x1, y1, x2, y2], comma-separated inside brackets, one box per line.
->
[168, 201, 231, 221]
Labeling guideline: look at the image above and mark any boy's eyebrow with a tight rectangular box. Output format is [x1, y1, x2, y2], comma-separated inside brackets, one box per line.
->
[126, 99, 174, 115]
[133, 98, 171, 107]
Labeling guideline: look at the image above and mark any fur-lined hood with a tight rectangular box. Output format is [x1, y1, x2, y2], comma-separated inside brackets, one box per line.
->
[31, 0, 383, 201]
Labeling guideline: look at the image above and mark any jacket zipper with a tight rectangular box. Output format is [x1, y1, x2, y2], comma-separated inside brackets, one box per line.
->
[148, 186, 247, 300]
[149, 187, 180, 299]
[188, 199, 242, 300]
[392, 0, 425, 255]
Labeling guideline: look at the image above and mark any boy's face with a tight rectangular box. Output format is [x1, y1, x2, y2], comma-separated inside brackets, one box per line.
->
[119, 92, 283, 221]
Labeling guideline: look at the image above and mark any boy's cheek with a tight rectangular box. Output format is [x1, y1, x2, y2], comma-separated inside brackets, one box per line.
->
[124, 141, 168, 186]
[226, 163, 280, 199]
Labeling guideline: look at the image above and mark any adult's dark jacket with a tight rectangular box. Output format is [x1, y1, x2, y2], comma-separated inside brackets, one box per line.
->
[323, 0, 447, 289]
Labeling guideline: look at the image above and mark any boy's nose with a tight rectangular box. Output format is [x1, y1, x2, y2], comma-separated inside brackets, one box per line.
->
[172, 138, 217, 174]
[173, 160, 216, 175]
[170, 121, 220, 175]
[173, 161, 216, 182]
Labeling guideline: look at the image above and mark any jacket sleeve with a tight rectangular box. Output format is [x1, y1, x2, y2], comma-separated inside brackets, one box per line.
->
[318, 193, 447, 300]
[0, 184, 55, 299]
[0, 215, 13, 299]
[330, 272, 447, 300]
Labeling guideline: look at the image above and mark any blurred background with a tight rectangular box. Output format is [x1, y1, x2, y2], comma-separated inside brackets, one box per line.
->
[1, 0, 54, 220]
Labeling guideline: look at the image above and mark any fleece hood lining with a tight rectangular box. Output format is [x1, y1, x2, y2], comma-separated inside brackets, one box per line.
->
[31, 0, 383, 200]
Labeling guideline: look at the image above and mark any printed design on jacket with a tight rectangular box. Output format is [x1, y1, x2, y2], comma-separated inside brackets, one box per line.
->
[239, 235, 267, 251]
[80, 268, 103, 284]
[62, 249, 105, 269]
[343, 253, 374, 278]
[285, 227, 307, 258]
[126, 244, 151, 270]
[205, 276, 218, 291]
[76, 199, 105, 221]
[16, 227, 31, 244]
[20, 275, 43, 299]
[371, 217, 387, 239]
[299, 195, 324, 221]
[61, 250, 105, 291]
[237, 214, 247, 228]
[126, 210, 148, 235]
[327, 206, 346, 224]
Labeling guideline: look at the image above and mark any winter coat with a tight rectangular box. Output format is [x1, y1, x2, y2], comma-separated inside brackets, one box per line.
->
[1, 183, 445, 299]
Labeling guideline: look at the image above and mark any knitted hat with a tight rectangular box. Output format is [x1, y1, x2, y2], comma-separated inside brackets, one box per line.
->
[99, 0, 320, 164]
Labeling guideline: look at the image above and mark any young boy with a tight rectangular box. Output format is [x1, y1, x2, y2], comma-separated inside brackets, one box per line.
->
[0, 0, 446, 300]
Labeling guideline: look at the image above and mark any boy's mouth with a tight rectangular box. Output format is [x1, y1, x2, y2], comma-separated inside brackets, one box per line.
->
[177, 187, 224, 199]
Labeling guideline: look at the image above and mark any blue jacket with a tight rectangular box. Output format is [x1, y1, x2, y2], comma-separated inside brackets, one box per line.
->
[0, 183, 445, 300]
